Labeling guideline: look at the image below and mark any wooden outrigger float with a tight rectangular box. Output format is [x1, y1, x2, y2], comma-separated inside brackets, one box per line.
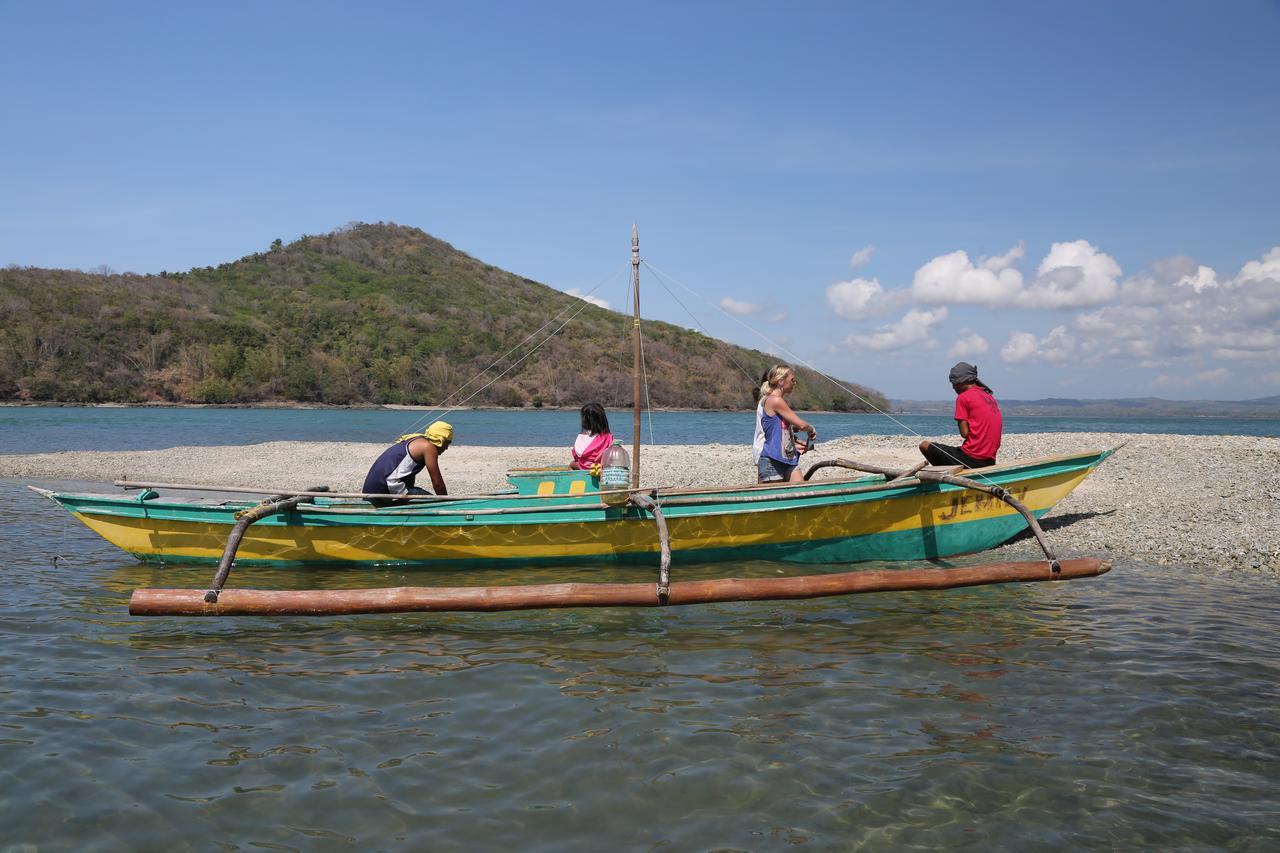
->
[128, 558, 1111, 616]
[33, 228, 1115, 615]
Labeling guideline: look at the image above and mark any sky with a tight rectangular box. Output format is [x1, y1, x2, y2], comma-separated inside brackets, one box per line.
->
[2, 1, 1278, 401]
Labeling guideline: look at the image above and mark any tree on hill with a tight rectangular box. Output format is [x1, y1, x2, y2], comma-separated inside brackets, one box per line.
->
[0, 222, 889, 411]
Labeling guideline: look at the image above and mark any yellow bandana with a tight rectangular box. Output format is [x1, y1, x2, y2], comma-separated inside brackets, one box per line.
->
[398, 420, 453, 448]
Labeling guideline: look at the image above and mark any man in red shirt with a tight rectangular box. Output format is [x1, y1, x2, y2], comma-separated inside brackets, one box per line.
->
[918, 362, 1002, 469]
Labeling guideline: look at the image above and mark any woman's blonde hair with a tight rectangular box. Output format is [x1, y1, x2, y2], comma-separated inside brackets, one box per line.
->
[759, 364, 794, 399]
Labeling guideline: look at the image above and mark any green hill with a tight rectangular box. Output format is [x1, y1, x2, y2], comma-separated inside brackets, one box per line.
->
[0, 222, 887, 411]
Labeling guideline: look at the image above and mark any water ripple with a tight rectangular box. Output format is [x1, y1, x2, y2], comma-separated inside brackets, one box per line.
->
[2, 481, 1279, 849]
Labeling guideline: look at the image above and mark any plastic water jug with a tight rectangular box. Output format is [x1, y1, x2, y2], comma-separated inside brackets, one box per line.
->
[600, 444, 630, 501]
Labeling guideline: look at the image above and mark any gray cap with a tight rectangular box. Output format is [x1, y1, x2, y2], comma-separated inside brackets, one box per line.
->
[948, 362, 979, 386]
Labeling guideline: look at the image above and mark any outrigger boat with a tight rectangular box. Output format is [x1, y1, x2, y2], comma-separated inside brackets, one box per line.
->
[33, 229, 1114, 615]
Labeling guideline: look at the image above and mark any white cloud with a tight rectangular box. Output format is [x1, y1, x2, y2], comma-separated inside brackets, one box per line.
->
[981, 242, 1025, 273]
[828, 241, 1280, 391]
[1150, 254, 1199, 284]
[849, 245, 875, 269]
[1038, 326, 1077, 362]
[566, 288, 609, 309]
[948, 331, 990, 359]
[1236, 247, 1280, 283]
[846, 307, 948, 351]
[911, 248, 1024, 305]
[826, 277, 887, 319]
[1017, 240, 1121, 309]
[719, 296, 761, 316]
[1073, 304, 1161, 338]
[1000, 326, 1076, 364]
[910, 240, 1120, 309]
[1065, 245, 1280, 369]
[1000, 332, 1038, 363]
[1118, 260, 1221, 306]
[1213, 329, 1280, 351]
[1178, 265, 1220, 293]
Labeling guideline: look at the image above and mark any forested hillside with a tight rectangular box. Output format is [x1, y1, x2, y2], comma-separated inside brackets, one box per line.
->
[0, 223, 887, 411]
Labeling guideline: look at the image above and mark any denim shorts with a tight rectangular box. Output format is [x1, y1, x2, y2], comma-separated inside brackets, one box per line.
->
[757, 455, 797, 482]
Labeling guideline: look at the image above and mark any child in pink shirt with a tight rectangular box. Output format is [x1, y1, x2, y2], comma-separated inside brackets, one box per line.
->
[570, 403, 614, 470]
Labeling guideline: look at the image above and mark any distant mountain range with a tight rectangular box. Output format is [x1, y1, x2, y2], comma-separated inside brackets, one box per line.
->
[894, 396, 1280, 418]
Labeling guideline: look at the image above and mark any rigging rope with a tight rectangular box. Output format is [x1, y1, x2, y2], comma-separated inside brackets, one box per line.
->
[645, 265, 771, 388]
[400, 262, 630, 435]
[638, 325, 655, 445]
[621, 257, 657, 445]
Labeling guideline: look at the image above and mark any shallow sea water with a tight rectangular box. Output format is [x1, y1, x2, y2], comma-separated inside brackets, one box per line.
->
[3, 405, 1278, 454]
[3, 480, 1279, 850]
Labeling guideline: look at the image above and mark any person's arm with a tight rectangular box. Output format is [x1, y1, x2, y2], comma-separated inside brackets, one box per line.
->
[411, 439, 448, 495]
[768, 397, 817, 438]
[954, 393, 970, 440]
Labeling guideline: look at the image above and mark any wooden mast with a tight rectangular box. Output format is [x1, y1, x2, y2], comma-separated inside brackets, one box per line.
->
[631, 224, 641, 489]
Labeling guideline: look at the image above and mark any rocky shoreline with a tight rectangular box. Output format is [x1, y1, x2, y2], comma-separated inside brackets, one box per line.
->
[5, 432, 1277, 573]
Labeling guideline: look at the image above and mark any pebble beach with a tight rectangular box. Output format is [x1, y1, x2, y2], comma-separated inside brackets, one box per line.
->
[5, 432, 1278, 572]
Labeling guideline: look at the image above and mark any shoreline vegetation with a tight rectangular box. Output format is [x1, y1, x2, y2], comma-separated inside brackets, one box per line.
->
[6, 431, 1277, 574]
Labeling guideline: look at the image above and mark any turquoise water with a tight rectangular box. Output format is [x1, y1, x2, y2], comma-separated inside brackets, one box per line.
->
[2, 405, 1278, 454]
[2, 480, 1279, 848]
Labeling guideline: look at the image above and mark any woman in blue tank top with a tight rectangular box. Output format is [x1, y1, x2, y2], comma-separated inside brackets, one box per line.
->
[756, 365, 816, 483]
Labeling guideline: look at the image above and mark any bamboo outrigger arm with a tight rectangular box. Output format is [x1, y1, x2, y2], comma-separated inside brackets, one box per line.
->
[203, 486, 676, 608]
[887, 460, 930, 483]
[805, 458, 1061, 574]
[204, 487, 328, 603]
[628, 491, 672, 599]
